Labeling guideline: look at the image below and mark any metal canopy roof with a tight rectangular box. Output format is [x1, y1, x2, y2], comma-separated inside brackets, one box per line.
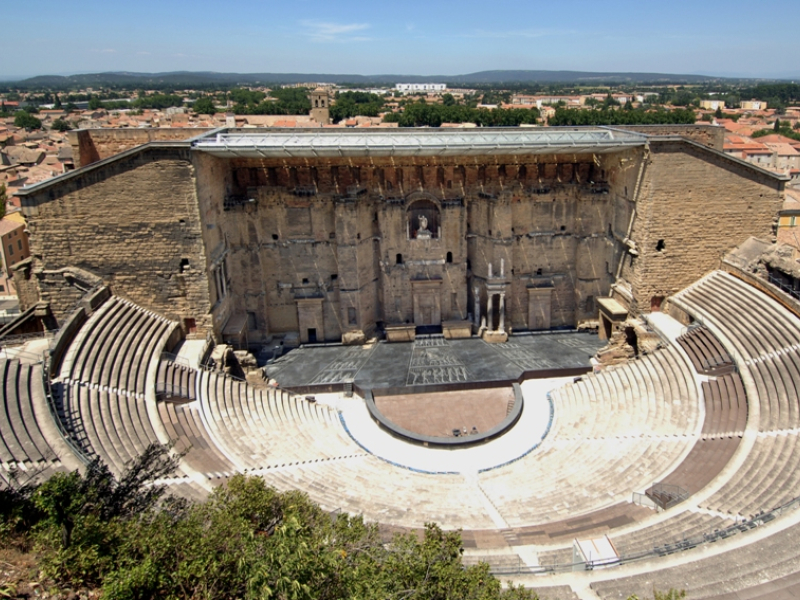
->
[192, 127, 648, 158]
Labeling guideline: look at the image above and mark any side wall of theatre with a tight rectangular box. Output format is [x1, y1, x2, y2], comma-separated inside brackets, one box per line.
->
[18, 147, 213, 334]
[621, 140, 784, 314]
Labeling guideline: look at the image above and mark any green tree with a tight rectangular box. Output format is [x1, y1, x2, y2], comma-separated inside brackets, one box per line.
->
[774, 118, 781, 131]
[51, 118, 73, 132]
[54, 94, 62, 109]
[715, 106, 723, 119]
[442, 93, 456, 106]
[14, 111, 42, 129]
[88, 95, 102, 110]
[192, 96, 216, 115]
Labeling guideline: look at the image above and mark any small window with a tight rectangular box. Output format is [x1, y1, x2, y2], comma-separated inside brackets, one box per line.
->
[302, 278, 309, 285]
[329, 232, 336, 239]
[17, 240, 22, 251]
[396, 254, 403, 265]
[184, 318, 197, 334]
[272, 234, 279, 240]
[656, 239, 665, 252]
[348, 307, 357, 325]
[331, 274, 338, 281]
[560, 225, 566, 231]
[536, 268, 543, 276]
[179, 258, 190, 272]
[446, 251, 453, 263]
[8, 244, 13, 256]
[247, 312, 257, 330]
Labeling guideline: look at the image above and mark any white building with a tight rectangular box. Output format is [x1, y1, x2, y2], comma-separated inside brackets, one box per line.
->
[395, 83, 447, 94]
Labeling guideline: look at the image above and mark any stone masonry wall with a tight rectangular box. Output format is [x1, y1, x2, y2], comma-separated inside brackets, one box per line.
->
[19, 147, 212, 332]
[68, 128, 212, 168]
[204, 153, 620, 340]
[622, 140, 784, 313]
[616, 125, 725, 151]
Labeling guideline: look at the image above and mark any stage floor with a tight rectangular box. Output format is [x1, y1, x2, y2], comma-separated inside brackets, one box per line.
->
[266, 331, 604, 389]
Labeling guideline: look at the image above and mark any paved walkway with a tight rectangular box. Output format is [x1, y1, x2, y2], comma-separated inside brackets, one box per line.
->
[318, 376, 573, 474]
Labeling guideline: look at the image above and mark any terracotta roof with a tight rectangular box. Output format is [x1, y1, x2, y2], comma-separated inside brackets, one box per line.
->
[0, 217, 24, 237]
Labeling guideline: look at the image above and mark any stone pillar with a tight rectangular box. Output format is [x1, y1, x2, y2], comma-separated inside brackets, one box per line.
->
[487, 294, 495, 330]
[499, 292, 505, 333]
[473, 286, 480, 328]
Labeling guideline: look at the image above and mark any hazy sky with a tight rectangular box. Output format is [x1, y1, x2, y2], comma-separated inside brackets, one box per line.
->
[2, 0, 798, 80]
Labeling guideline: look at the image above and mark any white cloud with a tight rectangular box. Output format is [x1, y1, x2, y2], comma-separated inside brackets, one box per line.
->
[463, 28, 574, 39]
[299, 20, 371, 42]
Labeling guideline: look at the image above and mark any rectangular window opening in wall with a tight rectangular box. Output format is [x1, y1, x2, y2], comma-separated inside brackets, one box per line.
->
[348, 307, 357, 325]
[179, 258, 190, 273]
[331, 273, 338, 281]
[247, 312, 257, 330]
[184, 318, 197, 334]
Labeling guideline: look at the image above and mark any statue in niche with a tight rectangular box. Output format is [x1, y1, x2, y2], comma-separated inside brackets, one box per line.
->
[416, 214, 432, 239]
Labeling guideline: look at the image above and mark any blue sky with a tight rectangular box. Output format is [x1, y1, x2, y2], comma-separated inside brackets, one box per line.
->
[2, 0, 798, 80]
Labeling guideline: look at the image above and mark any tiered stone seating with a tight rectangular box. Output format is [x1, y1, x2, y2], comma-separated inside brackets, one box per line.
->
[195, 369, 363, 470]
[700, 373, 747, 438]
[591, 518, 800, 600]
[610, 510, 732, 557]
[671, 270, 800, 516]
[157, 400, 233, 479]
[157, 360, 197, 402]
[476, 345, 699, 527]
[54, 296, 178, 474]
[1, 359, 81, 485]
[677, 325, 734, 375]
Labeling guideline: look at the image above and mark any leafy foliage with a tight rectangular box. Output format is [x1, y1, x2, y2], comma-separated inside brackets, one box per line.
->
[50, 118, 73, 132]
[192, 96, 217, 115]
[230, 87, 312, 115]
[384, 101, 539, 127]
[330, 91, 385, 122]
[2, 447, 542, 599]
[548, 107, 696, 126]
[0, 183, 6, 221]
[13, 111, 42, 129]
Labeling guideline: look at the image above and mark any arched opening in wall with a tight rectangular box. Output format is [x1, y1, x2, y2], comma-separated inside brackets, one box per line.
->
[625, 326, 639, 356]
[651, 296, 664, 312]
[446, 251, 453, 263]
[396, 253, 403, 265]
[408, 199, 440, 239]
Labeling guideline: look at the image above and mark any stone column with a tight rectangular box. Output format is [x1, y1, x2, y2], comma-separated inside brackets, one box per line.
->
[473, 286, 480, 328]
[487, 294, 494, 331]
[499, 292, 505, 333]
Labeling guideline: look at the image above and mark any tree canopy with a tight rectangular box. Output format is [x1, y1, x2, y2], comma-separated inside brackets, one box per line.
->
[1, 446, 540, 600]
[384, 101, 539, 127]
[192, 96, 217, 115]
[13, 110, 42, 129]
[548, 107, 696, 126]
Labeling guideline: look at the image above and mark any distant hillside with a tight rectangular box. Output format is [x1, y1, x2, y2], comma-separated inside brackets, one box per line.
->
[2, 69, 771, 89]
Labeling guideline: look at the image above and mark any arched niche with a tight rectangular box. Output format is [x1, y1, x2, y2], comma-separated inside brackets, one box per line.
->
[407, 195, 440, 240]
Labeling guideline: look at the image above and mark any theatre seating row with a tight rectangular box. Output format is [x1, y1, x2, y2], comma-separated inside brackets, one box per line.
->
[477, 345, 700, 528]
[677, 325, 734, 375]
[591, 516, 800, 600]
[672, 270, 800, 516]
[1, 359, 79, 485]
[156, 360, 197, 402]
[52, 294, 180, 477]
